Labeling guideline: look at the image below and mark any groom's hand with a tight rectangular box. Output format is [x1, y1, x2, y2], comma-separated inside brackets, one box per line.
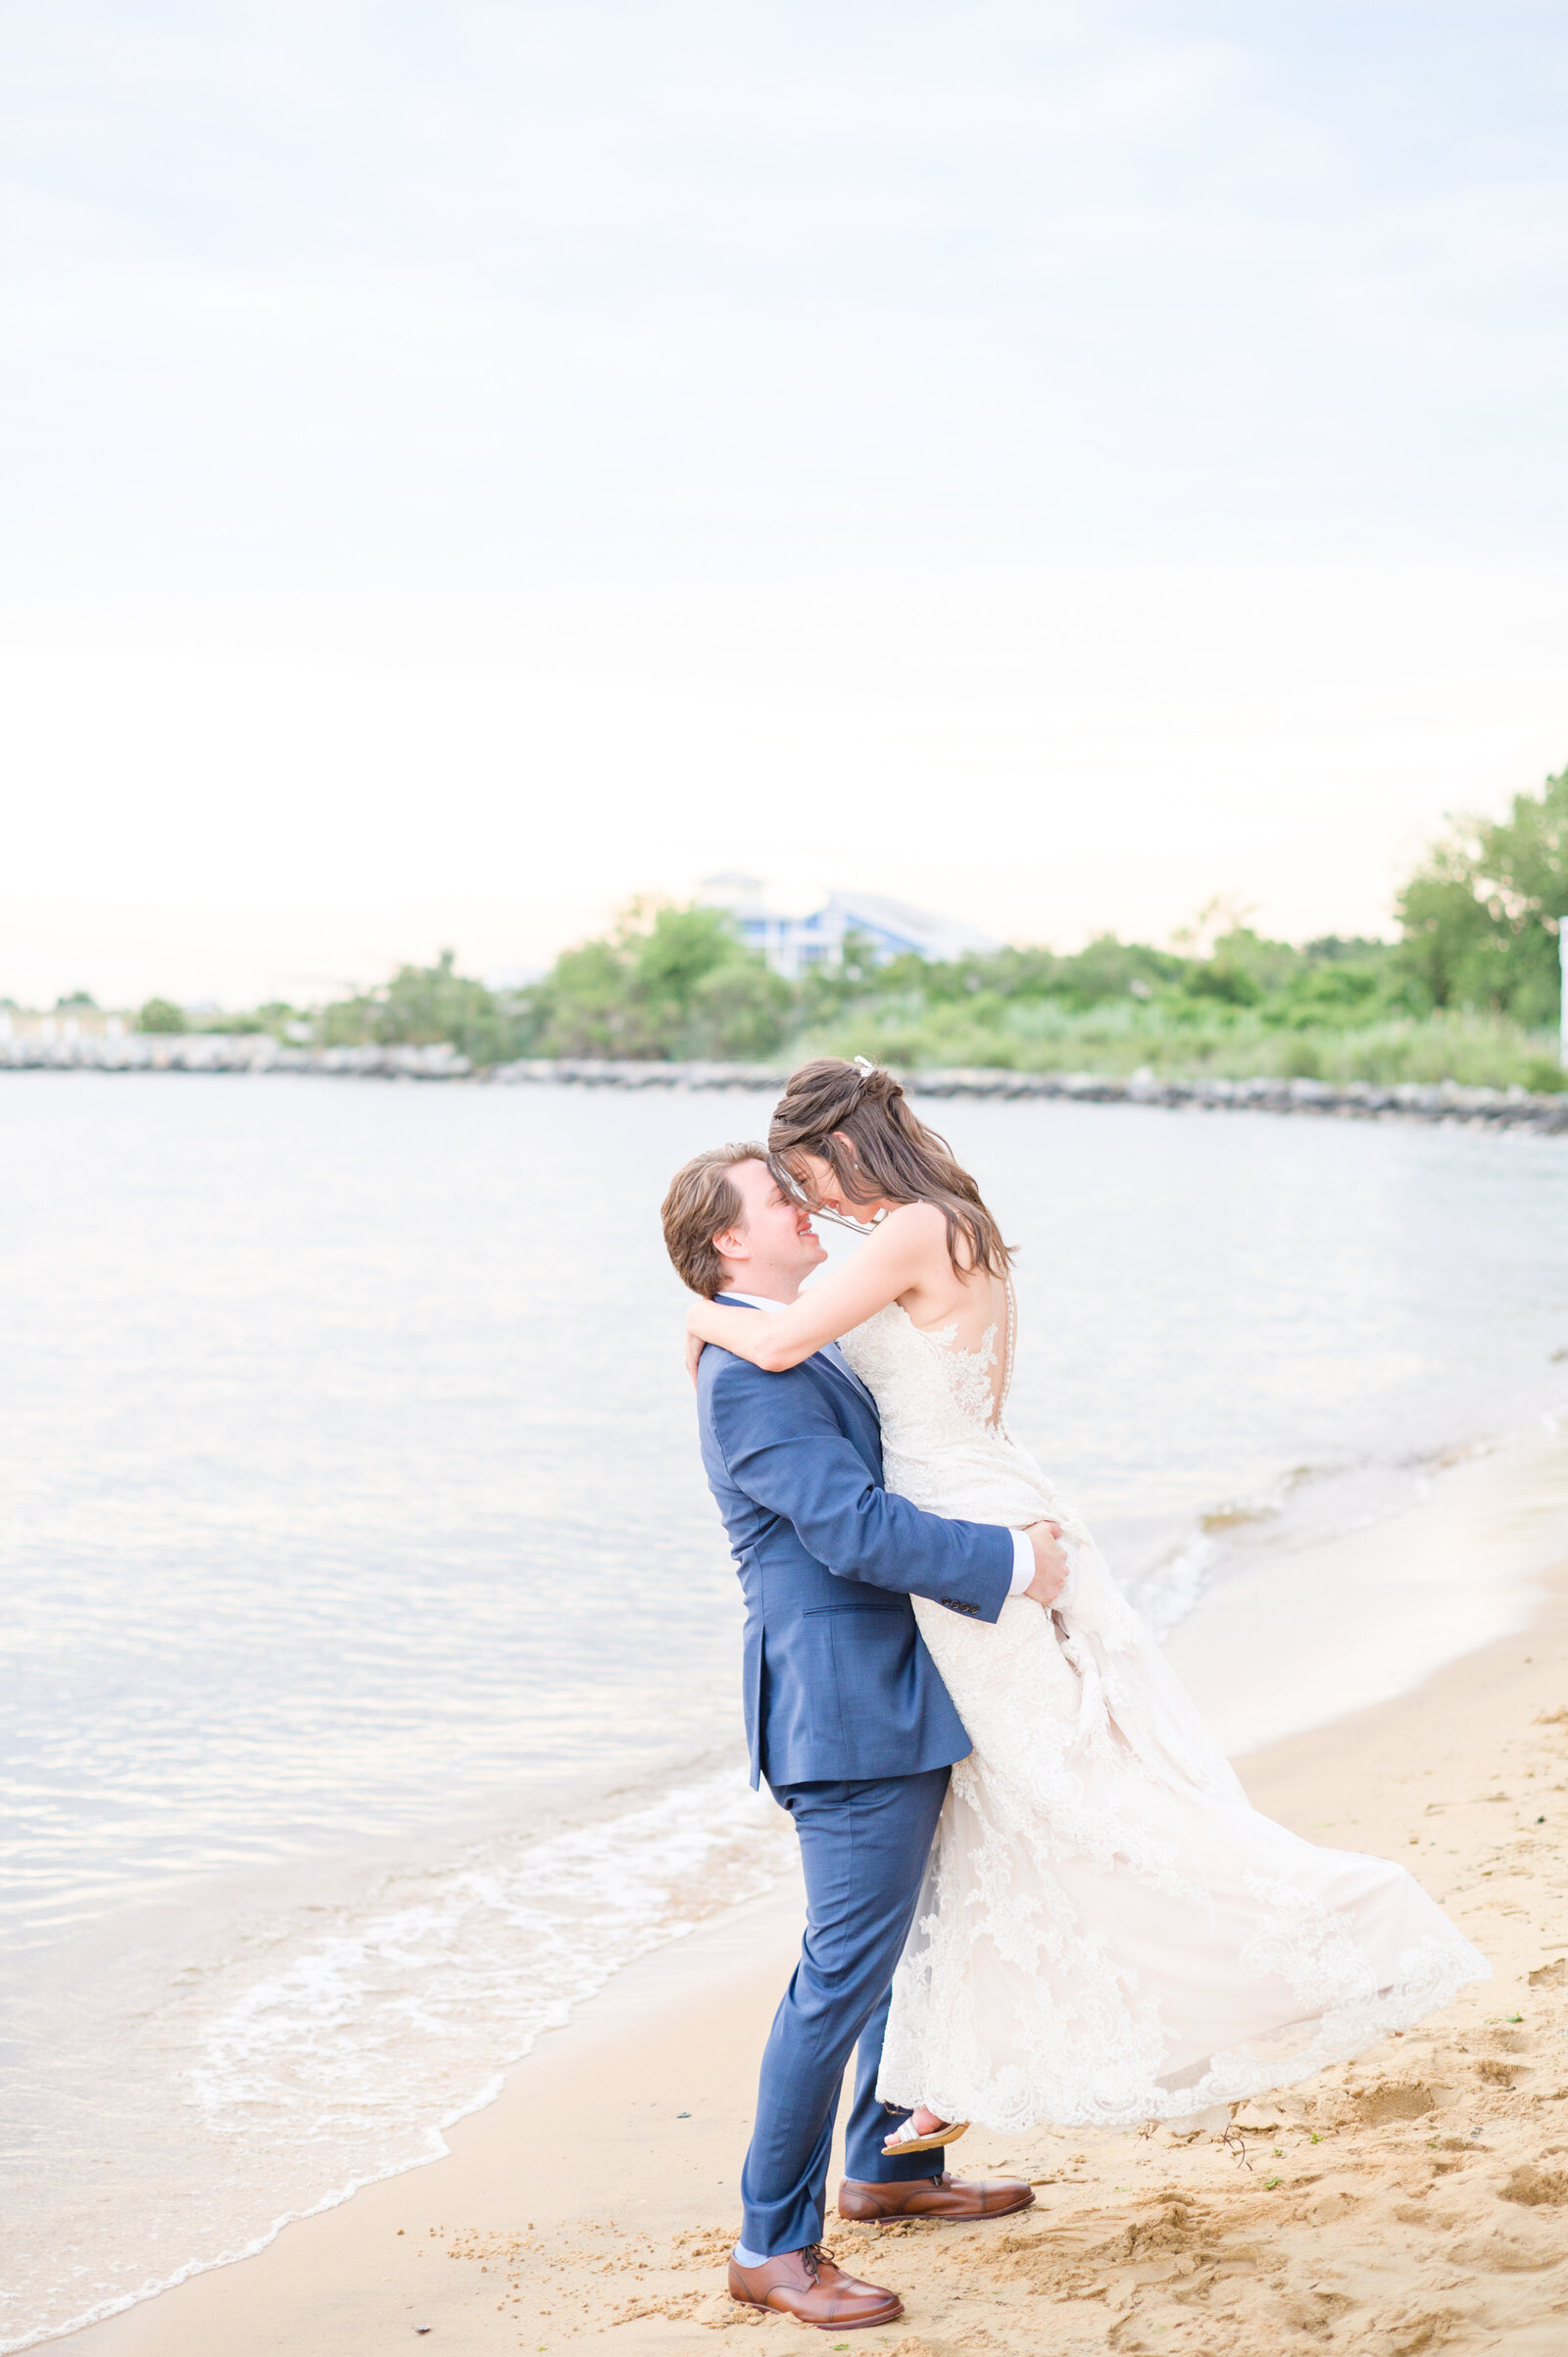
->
[1023, 1519, 1070, 1606]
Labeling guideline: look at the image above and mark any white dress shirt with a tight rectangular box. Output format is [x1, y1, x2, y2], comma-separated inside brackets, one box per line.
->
[717, 1291, 1035, 1596]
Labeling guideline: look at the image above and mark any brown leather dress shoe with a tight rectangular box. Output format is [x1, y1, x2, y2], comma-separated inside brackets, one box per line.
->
[726, 2242, 905, 2330]
[839, 2170, 1035, 2223]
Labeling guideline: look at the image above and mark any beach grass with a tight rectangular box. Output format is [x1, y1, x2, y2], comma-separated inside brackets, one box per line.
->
[797, 1004, 1567, 1093]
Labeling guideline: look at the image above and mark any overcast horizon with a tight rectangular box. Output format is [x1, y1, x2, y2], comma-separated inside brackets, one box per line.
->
[4, 3, 1567, 1007]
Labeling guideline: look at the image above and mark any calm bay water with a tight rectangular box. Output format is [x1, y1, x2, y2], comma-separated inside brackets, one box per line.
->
[3, 1073, 1567, 2348]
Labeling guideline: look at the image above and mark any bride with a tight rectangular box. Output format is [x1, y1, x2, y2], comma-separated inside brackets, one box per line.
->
[686, 1056, 1489, 2142]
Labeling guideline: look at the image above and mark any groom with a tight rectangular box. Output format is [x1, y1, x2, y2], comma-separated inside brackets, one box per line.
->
[662, 1141, 1069, 2331]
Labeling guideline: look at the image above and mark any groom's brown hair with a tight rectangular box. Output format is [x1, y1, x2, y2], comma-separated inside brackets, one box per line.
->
[661, 1142, 768, 1299]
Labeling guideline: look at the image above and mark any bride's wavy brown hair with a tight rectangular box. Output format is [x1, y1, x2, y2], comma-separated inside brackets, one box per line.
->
[767, 1057, 1012, 1280]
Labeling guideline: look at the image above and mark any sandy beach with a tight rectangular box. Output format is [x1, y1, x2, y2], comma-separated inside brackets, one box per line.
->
[59, 1498, 1568, 2357]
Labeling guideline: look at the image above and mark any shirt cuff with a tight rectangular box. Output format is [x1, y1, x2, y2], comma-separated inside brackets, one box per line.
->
[1008, 1528, 1035, 1596]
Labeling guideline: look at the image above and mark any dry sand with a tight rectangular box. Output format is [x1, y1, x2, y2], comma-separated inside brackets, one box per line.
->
[66, 1553, 1568, 2357]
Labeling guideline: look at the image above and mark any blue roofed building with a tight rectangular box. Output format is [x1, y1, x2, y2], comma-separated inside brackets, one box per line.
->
[699, 874, 1001, 981]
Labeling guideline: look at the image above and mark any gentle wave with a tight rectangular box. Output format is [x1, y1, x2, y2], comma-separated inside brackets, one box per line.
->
[1127, 1428, 1547, 1643]
[1, 1762, 794, 2354]
[188, 1763, 792, 2137]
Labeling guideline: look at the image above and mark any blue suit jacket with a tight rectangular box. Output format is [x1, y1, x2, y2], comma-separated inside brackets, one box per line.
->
[697, 1303, 1013, 1788]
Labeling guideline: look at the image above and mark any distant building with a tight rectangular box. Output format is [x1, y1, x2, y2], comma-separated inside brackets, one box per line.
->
[0, 1006, 124, 1042]
[699, 874, 1001, 981]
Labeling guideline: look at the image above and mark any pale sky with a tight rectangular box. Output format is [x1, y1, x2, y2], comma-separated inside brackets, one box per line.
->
[4, 2, 1566, 1007]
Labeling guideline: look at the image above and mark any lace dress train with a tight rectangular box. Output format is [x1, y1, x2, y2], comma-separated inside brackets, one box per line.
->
[836, 1302, 1490, 2133]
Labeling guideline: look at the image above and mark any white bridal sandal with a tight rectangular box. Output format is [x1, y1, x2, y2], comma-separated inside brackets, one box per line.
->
[881, 2115, 970, 2157]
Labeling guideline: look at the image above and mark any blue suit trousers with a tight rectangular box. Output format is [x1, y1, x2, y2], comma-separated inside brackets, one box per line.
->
[739, 1766, 951, 2257]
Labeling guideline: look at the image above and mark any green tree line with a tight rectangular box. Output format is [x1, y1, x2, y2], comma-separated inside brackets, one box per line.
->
[145, 766, 1568, 1089]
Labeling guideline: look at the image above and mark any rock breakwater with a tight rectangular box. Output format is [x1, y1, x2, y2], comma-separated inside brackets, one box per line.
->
[1, 1036, 473, 1079]
[5, 1035, 1567, 1130]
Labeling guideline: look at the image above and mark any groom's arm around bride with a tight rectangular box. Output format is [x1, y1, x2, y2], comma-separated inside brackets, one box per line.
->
[662, 1142, 1054, 2331]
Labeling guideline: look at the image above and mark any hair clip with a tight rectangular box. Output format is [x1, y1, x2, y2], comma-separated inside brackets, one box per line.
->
[852, 1055, 876, 1077]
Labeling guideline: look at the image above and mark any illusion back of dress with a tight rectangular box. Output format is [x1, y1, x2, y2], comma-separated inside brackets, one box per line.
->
[840, 1301, 1143, 1661]
[842, 1296, 1055, 1525]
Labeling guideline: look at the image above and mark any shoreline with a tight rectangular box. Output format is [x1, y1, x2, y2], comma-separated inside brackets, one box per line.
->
[4, 1049, 1567, 1132]
[58, 1523, 1568, 2354]
[1164, 1418, 1568, 1761]
[14, 1422, 1563, 2353]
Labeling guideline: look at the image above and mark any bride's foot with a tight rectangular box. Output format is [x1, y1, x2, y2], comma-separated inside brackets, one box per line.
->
[880, 2108, 969, 2157]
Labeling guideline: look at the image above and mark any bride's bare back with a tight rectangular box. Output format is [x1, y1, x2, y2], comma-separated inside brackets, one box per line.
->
[870, 1204, 1012, 1428]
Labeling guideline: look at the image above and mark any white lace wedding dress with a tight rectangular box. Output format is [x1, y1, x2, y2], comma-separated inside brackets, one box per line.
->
[838, 1298, 1490, 2132]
